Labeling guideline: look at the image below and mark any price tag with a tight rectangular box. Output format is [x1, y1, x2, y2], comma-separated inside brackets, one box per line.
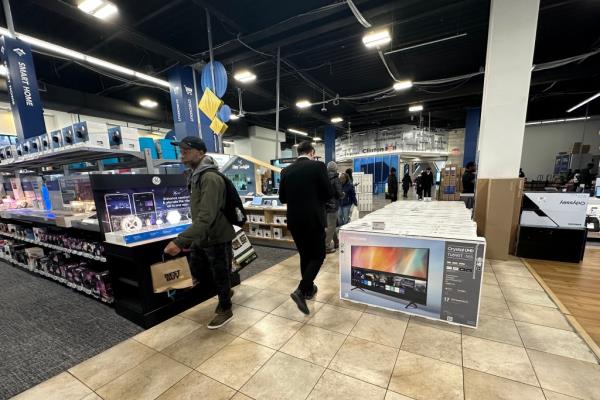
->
[372, 221, 386, 231]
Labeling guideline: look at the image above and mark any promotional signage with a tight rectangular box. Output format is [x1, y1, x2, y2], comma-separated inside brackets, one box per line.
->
[222, 156, 256, 195]
[339, 230, 485, 327]
[520, 192, 589, 229]
[168, 66, 218, 152]
[0, 36, 46, 141]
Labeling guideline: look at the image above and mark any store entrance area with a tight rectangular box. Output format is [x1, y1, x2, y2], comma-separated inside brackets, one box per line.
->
[12, 251, 600, 400]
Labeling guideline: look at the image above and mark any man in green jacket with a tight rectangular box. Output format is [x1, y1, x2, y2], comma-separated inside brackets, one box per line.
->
[164, 136, 236, 329]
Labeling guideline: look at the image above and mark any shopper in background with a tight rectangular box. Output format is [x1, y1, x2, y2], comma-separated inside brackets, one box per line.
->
[279, 141, 332, 314]
[345, 168, 354, 184]
[519, 168, 525, 179]
[402, 172, 412, 199]
[164, 136, 235, 329]
[462, 162, 477, 194]
[421, 167, 434, 199]
[581, 163, 596, 188]
[415, 175, 423, 200]
[325, 161, 344, 253]
[338, 172, 358, 226]
[387, 167, 399, 202]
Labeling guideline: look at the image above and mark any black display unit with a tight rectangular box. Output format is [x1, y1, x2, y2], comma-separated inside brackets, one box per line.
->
[90, 174, 240, 328]
[516, 226, 587, 263]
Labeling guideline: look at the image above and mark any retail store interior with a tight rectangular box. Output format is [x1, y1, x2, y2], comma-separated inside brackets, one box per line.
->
[1, 0, 600, 399]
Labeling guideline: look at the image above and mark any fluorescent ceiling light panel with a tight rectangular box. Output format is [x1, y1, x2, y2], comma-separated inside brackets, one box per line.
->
[134, 72, 170, 87]
[313, 137, 322, 141]
[233, 70, 256, 83]
[567, 92, 600, 113]
[393, 80, 413, 91]
[362, 29, 391, 48]
[93, 3, 118, 20]
[87, 56, 134, 76]
[295, 99, 312, 109]
[409, 105, 424, 112]
[288, 128, 308, 136]
[331, 117, 343, 123]
[139, 99, 158, 108]
[78, 0, 103, 14]
[19, 34, 85, 60]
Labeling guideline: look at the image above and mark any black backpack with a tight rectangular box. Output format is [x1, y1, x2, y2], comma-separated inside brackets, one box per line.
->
[198, 169, 248, 227]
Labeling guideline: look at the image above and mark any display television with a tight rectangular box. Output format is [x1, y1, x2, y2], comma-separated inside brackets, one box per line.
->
[351, 245, 429, 306]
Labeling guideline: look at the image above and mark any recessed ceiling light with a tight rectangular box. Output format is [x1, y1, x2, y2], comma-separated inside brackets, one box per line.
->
[409, 105, 423, 112]
[295, 99, 312, 109]
[139, 99, 158, 108]
[288, 128, 308, 136]
[393, 80, 413, 91]
[229, 114, 240, 120]
[362, 29, 391, 48]
[78, 0, 118, 20]
[313, 137, 322, 141]
[331, 117, 343, 123]
[233, 70, 256, 83]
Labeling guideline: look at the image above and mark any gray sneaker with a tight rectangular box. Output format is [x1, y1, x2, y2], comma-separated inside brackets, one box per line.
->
[207, 309, 233, 329]
[214, 289, 235, 314]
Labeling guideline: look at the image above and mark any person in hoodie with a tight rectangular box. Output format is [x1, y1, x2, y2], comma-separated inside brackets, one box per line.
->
[338, 172, 358, 226]
[164, 136, 235, 330]
[325, 161, 344, 253]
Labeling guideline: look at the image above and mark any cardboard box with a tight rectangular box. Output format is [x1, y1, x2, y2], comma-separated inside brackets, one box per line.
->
[571, 142, 582, 154]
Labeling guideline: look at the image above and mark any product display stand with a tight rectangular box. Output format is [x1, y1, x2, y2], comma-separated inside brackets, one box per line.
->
[242, 195, 295, 249]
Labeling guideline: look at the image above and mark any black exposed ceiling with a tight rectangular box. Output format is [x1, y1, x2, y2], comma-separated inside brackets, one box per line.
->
[0, 0, 599, 140]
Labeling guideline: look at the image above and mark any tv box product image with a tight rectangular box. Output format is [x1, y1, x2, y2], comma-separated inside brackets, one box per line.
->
[108, 126, 140, 151]
[62, 126, 75, 146]
[72, 121, 110, 149]
[0, 145, 16, 162]
[138, 137, 158, 159]
[51, 130, 64, 149]
[40, 133, 52, 153]
[26, 137, 42, 155]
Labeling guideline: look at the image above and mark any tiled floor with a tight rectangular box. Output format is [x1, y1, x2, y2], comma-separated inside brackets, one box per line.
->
[12, 255, 600, 400]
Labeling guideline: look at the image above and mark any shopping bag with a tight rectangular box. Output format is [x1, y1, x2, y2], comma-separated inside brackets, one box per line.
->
[231, 226, 257, 272]
[351, 205, 360, 221]
[151, 255, 194, 293]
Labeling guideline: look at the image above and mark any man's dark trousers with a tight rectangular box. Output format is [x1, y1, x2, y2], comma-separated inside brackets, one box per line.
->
[189, 242, 233, 310]
[289, 228, 326, 296]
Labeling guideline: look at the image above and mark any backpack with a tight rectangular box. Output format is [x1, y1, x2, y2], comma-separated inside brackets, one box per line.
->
[197, 169, 247, 227]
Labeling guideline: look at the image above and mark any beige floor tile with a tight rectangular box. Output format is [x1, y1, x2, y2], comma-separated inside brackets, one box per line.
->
[133, 316, 201, 351]
[462, 315, 522, 346]
[492, 264, 533, 278]
[479, 296, 512, 319]
[507, 302, 572, 331]
[315, 271, 340, 285]
[240, 289, 289, 312]
[516, 321, 596, 362]
[231, 393, 253, 400]
[543, 390, 582, 400]
[267, 276, 301, 295]
[483, 273, 499, 286]
[350, 313, 408, 348]
[307, 369, 386, 400]
[308, 304, 363, 334]
[261, 263, 300, 278]
[231, 285, 262, 305]
[329, 336, 398, 388]
[197, 337, 274, 390]
[364, 306, 410, 321]
[12, 372, 93, 400]
[241, 314, 302, 349]
[280, 324, 347, 367]
[528, 349, 600, 400]
[311, 282, 339, 303]
[385, 391, 414, 400]
[501, 287, 556, 308]
[81, 394, 103, 400]
[389, 350, 463, 400]
[481, 283, 504, 299]
[271, 298, 324, 323]
[241, 352, 324, 400]
[96, 353, 191, 400]
[462, 336, 538, 386]
[328, 295, 368, 311]
[156, 371, 235, 400]
[241, 273, 280, 289]
[496, 273, 544, 291]
[409, 315, 461, 333]
[401, 322, 462, 365]
[69, 339, 156, 389]
[222, 305, 267, 336]
[463, 368, 545, 400]
[320, 262, 340, 275]
[162, 326, 237, 368]
[180, 298, 220, 324]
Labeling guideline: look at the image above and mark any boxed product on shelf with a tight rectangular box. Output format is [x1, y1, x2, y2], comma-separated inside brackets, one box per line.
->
[25, 247, 44, 267]
[107, 126, 141, 152]
[264, 230, 272, 238]
[92, 271, 113, 302]
[273, 227, 283, 239]
[256, 229, 264, 237]
[138, 137, 159, 159]
[32, 227, 47, 242]
[72, 121, 111, 149]
[249, 225, 259, 236]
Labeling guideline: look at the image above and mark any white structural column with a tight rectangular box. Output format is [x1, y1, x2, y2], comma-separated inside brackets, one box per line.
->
[477, 0, 540, 178]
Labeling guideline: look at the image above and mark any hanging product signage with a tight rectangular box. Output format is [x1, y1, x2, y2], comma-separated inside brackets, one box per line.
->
[168, 66, 200, 140]
[0, 36, 46, 141]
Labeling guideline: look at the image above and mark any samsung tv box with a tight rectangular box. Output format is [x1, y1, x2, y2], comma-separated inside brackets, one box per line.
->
[107, 126, 140, 151]
[50, 130, 64, 150]
[62, 126, 75, 146]
[72, 121, 110, 149]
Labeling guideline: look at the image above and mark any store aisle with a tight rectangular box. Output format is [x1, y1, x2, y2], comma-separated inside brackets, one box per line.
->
[13, 254, 600, 400]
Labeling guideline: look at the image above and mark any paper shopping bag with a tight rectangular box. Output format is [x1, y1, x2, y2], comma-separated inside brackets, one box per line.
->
[151, 256, 194, 293]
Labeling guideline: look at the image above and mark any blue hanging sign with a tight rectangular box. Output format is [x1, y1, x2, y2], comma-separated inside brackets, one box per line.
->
[0, 36, 46, 141]
[201, 61, 228, 98]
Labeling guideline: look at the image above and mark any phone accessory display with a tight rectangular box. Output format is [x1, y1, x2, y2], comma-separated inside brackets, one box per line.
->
[121, 215, 143, 232]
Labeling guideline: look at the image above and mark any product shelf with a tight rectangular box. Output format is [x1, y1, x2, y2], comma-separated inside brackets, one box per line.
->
[0, 231, 106, 262]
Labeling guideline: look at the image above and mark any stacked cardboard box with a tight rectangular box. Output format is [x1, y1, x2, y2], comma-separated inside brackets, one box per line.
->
[354, 172, 373, 212]
[439, 164, 464, 201]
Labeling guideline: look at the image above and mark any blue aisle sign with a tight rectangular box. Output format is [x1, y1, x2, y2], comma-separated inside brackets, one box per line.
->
[0, 36, 46, 141]
[167, 65, 218, 152]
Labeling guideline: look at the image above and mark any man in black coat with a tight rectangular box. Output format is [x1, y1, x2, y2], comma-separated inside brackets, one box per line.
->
[387, 167, 399, 202]
[421, 167, 434, 199]
[279, 141, 332, 314]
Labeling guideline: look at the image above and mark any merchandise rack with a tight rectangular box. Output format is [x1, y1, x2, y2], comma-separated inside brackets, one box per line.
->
[243, 205, 296, 249]
[0, 231, 106, 262]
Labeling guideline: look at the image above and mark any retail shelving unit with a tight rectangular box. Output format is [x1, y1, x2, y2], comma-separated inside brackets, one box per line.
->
[241, 195, 295, 249]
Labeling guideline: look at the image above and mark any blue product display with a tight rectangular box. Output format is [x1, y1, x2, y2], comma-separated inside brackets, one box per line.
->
[139, 137, 158, 159]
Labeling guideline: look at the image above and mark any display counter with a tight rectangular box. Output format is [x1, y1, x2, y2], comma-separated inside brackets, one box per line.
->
[241, 195, 295, 249]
